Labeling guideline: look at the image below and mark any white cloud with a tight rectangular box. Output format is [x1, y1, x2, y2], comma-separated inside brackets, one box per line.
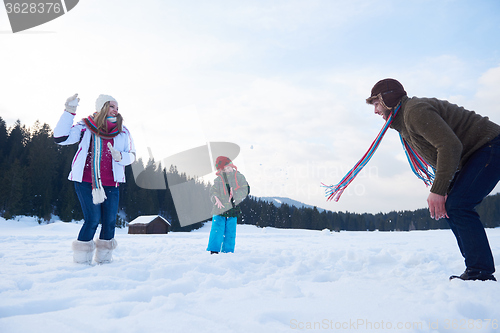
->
[474, 65, 500, 122]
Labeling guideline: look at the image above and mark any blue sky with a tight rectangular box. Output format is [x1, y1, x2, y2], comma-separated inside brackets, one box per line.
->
[1, 0, 500, 214]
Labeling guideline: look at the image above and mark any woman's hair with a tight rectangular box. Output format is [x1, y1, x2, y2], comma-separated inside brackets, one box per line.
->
[94, 101, 123, 133]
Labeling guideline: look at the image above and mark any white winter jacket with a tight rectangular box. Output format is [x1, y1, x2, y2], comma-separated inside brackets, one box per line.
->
[54, 111, 136, 183]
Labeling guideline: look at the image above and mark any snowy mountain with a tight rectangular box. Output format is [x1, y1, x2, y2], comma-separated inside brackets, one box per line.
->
[258, 196, 324, 212]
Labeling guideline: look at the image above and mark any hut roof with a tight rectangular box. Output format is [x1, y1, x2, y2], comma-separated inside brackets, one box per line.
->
[129, 215, 171, 226]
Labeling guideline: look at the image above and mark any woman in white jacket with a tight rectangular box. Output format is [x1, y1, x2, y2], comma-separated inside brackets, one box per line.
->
[54, 94, 136, 264]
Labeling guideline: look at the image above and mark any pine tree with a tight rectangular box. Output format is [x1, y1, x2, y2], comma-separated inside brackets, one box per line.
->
[0, 117, 7, 160]
[310, 207, 322, 230]
[2, 159, 27, 218]
[291, 207, 304, 229]
[52, 130, 81, 222]
[5, 120, 28, 164]
[0, 121, 29, 217]
[26, 121, 57, 220]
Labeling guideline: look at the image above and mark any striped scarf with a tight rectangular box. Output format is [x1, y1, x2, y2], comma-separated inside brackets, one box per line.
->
[83, 114, 120, 138]
[84, 114, 120, 204]
[323, 104, 435, 202]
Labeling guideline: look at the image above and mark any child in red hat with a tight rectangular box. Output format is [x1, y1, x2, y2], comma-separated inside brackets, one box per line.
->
[207, 156, 250, 254]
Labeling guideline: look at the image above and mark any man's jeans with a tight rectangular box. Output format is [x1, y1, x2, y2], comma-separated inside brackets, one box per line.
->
[445, 135, 500, 274]
[207, 215, 237, 253]
[74, 182, 120, 242]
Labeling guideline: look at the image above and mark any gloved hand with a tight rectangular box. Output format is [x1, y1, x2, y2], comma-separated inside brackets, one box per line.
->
[65, 93, 80, 114]
[107, 142, 122, 162]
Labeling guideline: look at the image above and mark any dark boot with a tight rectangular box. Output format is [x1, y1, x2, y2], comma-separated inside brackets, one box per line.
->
[210, 251, 219, 255]
[450, 269, 496, 281]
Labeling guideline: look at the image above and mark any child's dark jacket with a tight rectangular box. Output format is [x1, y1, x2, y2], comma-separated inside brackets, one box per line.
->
[210, 171, 250, 217]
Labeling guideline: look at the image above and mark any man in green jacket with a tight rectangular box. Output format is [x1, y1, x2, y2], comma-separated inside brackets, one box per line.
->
[366, 78, 500, 281]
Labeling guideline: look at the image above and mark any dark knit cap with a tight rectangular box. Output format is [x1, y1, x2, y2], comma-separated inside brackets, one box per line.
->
[366, 78, 407, 109]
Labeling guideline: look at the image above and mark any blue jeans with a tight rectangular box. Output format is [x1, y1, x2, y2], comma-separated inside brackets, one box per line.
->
[445, 135, 500, 274]
[74, 181, 120, 242]
[207, 215, 237, 253]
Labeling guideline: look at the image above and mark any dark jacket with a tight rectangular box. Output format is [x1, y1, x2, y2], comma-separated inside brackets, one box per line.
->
[210, 170, 250, 217]
[391, 96, 500, 195]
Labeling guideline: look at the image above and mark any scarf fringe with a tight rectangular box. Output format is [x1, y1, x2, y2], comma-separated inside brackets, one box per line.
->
[92, 187, 107, 205]
[400, 136, 435, 186]
[322, 104, 435, 202]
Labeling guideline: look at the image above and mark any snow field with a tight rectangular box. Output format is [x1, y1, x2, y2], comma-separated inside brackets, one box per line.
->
[0, 217, 499, 333]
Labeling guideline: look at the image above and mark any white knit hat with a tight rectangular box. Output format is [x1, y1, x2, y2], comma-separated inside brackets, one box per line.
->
[95, 94, 117, 112]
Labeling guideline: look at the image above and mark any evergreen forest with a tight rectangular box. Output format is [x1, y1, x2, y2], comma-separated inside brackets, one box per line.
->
[1, 117, 499, 232]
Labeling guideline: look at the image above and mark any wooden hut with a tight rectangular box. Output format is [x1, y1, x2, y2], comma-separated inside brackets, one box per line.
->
[128, 215, 171, 234]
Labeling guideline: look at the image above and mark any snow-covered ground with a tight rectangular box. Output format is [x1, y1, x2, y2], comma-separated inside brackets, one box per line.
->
[0, 217, 499, 333]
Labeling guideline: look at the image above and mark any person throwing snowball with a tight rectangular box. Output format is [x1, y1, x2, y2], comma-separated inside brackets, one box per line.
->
[54, 93, 136, 264]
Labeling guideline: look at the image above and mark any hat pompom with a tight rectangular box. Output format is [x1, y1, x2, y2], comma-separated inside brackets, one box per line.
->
[95, 94, 117, 112]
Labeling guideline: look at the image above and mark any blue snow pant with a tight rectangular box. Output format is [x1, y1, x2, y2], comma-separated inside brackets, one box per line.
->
[207, 215, 237, 253]
[445, 135, 500, 275]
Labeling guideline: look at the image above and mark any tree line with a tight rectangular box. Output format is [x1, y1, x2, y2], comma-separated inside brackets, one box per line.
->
[1, 117, 499, 231]
[242, 194, 500, 231]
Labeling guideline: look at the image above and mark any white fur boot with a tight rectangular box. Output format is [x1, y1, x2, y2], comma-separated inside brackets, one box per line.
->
[72, 240, 96, 264]
[94, 238, 118, 264]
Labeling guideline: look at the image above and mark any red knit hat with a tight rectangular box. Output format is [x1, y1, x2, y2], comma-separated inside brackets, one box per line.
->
[215, 156, 240, 194]
[215, 156, 235, 171]
[366, 78, 407, 109]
